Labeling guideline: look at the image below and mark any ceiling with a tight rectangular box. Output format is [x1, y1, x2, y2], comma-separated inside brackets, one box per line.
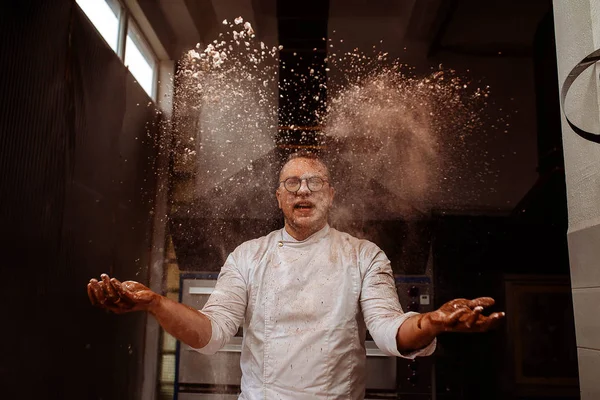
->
[144, 0, 558, 220]
[146, 0, 561, 268]
[141, 0, 552, 62]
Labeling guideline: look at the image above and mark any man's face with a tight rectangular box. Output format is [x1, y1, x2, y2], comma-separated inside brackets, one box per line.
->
[276, 158, 335, 239]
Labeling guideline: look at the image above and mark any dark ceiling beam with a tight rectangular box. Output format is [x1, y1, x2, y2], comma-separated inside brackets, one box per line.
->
[153, 0, 203, 58]
[323, 0, 414, 17]
[137, 0, 178, 59]
[250, 0, 277, 42]
[404, 0, 446, 42]
[183, 0, 219, 45]
[276, 0, 329, 140]
[210, 0, 256, 30]
[426, 0, 459, 57]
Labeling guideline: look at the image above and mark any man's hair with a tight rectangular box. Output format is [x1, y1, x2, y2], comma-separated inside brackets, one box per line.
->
[279, 149, 331, 181]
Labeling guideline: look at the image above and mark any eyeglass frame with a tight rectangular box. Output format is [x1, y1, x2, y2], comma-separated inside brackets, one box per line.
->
[279, 176, 330, 193]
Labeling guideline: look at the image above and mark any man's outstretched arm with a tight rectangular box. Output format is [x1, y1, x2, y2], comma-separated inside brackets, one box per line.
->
[88, 274, 212, 349]
[397, 297, 505, 352]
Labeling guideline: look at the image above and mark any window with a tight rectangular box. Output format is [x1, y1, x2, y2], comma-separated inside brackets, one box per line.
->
[125, 21, 157, 99]
[75, 0, 121, 52]
[76, 0, 158, 100]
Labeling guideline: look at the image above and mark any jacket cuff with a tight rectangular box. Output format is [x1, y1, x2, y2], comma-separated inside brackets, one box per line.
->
[189, 312, 222, 355]
[388, 311, 437, 359]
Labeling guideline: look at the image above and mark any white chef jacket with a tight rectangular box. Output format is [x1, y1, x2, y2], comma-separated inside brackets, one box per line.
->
[195, 224, 436, 399]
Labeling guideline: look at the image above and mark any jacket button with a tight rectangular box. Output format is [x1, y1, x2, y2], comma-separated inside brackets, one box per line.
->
[277, 241, 283, 247]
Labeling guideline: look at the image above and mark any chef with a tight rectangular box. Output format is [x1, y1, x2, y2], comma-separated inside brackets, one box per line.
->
[88, 150, 504, 399]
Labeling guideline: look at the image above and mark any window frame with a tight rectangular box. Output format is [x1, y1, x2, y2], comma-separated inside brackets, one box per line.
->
[75, 0, 123, 52]
[124, 17, 159, 100]
[75, 0, 159, 101]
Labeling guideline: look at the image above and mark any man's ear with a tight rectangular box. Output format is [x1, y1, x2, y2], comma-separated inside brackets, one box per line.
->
[329, 186, 335, 207]
[275, 188, 282, 209]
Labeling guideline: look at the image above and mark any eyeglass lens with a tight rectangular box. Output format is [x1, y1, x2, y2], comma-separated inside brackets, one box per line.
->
[284, 177, 325, 192]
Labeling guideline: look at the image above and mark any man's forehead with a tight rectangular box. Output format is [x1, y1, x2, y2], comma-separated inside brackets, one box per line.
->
[280, 158, 327, 177]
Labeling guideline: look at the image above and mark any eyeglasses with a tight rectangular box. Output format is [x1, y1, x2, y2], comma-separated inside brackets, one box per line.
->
[280, 176, 328, 193]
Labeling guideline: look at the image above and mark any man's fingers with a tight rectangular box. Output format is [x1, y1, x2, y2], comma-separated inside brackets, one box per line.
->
[484, 311, 506, 325]
[444, 307, 471, 326]
[87, 283, 99, 306]
[467, 297, 495, 309]
[465, 306, 483, 328]
[111, 277, 125, 295]
[473, 312, 506, 331]
[111, 278, 136, 305]
[88, 279, 107, 305]
[88, 275, 144, 313]
[101, 274, 119, 302]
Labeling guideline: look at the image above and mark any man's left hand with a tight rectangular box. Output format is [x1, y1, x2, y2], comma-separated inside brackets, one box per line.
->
[421, 297, 505, 335]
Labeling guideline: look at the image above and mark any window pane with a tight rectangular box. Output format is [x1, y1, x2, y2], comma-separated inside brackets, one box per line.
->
[75, 0, 120, 52]
[125, 22, 157, 99]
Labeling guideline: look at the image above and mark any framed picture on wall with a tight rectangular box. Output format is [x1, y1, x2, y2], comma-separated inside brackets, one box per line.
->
[504, 275, 579, 396]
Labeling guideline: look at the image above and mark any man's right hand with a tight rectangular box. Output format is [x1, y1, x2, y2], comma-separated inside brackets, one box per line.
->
[87, 273, 161, 314]
[88, 273, 213, 349]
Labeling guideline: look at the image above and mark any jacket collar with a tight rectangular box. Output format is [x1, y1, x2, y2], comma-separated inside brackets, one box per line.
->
[281, 224, 330, 244]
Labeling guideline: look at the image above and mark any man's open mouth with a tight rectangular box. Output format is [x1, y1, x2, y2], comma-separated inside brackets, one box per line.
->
[294, 202, 314, 210]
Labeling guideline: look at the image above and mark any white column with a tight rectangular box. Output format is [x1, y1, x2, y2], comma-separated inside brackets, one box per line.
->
[553, 2, 600, 398]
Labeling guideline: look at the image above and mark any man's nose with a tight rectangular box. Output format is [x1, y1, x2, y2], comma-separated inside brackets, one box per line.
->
[296, 179, 311, 194]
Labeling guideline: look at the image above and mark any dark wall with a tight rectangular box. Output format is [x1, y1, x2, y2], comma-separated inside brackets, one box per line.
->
[431, 213, 577, 400]
[427, 9, 578, 399]
[0, 1, 161, 399]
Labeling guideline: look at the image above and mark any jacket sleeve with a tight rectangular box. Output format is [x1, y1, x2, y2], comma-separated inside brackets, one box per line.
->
[360, 244, 436, 358]
[192, 251, 248, 355]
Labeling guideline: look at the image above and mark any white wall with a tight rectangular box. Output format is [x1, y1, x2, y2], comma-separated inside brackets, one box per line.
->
[553, 1, 600, 398]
